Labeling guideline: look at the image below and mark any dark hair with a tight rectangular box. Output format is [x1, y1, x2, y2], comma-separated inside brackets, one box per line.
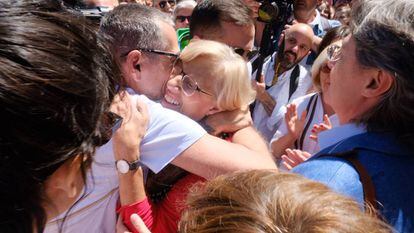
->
[189, 0, 253, 39]
[351, 0, 414, 147]
[100, 3, 174, 58]
[179, 170, 392, 233]
[0, 1, 120, 232]
[318, 25, 351, 55]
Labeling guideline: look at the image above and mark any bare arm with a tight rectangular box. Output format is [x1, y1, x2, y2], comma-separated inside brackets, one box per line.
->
[270, 134, 296, 160]
[252, 76, 276, 116]
[257, 91, 276, 116]
[172, 132, 276, 180]
[111, 92, 148, 206]
[312, 35, 322, 53]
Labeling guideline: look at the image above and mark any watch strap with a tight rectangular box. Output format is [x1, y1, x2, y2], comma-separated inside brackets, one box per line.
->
[128, 159, 144, 171]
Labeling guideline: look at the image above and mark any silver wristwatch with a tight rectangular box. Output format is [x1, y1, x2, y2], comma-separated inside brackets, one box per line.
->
[115, 159, 144, 174]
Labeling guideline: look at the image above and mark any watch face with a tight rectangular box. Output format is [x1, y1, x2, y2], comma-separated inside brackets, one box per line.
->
[116, 160, 129, 174]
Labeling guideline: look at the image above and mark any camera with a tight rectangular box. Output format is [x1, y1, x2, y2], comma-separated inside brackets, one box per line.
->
[252, 0, 294, 81]
[256, 0, 293, 24]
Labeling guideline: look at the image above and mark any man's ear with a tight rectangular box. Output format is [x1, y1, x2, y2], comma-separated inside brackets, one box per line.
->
[206, 106, 221, 116]
[362, 69, 394, 98]
[122, 50, 143, 85]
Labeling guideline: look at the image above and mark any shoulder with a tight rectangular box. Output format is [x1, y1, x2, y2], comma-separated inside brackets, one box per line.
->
[293, 156, 364, 203]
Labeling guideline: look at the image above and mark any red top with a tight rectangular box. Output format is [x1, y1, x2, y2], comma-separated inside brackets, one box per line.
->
[118, 174, 205, 233]
[118, 133, 233, 232]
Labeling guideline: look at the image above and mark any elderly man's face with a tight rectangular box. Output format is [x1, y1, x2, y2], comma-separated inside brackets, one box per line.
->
[326, 35, 373, 124]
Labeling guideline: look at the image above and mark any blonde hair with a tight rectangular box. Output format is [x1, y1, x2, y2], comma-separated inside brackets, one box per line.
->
[180, 39, 256, 111]
[311, 40, 342, 92]
[179, 170, 393, 233]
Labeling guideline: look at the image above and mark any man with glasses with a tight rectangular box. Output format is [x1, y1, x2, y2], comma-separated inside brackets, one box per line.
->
[153, 0, 175, 14]
[292, 0, 414, 232]
[54, 4, 273, 232]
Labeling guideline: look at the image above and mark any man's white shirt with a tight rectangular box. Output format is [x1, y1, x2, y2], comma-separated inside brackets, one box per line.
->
[45, 93, 206, 233]
[252, 52, 312, 142]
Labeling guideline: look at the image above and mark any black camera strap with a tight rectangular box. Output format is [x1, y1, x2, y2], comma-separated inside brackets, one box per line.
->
[288, 64, 300, 101]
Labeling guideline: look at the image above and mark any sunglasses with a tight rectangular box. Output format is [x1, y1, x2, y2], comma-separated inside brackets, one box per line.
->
[122, 48, 179, 58]
[172, 59, 213, 97]
[159, 0, 175, 9]
[176, 15, 191, 23]
[233, 47, 258, 60]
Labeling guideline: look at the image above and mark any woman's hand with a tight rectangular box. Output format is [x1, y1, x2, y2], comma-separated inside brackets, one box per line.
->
[281, 149, 311, 170]
[285, 104, 307, 141]
[309, 114, 332, 142]
[202, 107, 252, 136]
[111, 91, 149, 161]
[116, 214, 151, 233]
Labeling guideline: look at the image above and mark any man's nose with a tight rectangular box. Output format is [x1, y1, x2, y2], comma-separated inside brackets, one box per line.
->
[291, 45, 299, 53]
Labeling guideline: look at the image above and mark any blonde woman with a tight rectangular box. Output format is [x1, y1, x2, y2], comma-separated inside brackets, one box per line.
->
[118, 39, 256, 233]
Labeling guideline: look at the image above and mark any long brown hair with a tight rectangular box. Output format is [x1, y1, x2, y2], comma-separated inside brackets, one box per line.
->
[0, 1, 120, 232]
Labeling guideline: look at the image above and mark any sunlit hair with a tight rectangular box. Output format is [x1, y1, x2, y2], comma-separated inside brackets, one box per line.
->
[179, 170, 393, 233]
[174, 0, 197, 19]
[350, 0, 414, 146]
[180, 39, 256, 111]
[312, 40, 342, 92]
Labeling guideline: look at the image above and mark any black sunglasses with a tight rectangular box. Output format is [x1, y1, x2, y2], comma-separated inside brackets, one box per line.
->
[122, 48, 179, 59]
[159, 0, 175, 9]
[176, 15, 191, 23]
[233, 48, 258, 60]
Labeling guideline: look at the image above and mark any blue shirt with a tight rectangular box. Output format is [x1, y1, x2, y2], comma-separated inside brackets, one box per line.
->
[293, 124, 414, 232]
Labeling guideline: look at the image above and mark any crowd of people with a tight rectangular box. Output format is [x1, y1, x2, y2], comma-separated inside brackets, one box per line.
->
[0, 0, 413, 233]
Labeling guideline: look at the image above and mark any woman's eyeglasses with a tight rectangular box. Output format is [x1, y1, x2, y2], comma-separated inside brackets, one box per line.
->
[176, 15, 191, 23]
[327, 44, 342, 62]
[181, 75, 213, 97]
[159, 0, 175, 9]
[172, 59, 213, 97]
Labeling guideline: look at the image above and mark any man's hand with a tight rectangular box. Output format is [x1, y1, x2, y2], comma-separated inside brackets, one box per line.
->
[251, 74, 267, 102]
[251, 75, 276, 116]
[203, 107, 252, 136]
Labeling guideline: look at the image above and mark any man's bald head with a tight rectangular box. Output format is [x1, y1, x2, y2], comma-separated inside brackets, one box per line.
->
[280, 23, 314, 69]
[285, 23, 314, 41]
